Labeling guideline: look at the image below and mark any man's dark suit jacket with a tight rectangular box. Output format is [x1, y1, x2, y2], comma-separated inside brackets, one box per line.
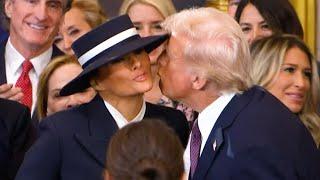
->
[191, 86, 320, 180]
[16, 95, 190, 180]
[0, 38, 64, 125]
[0, 28, 7, 42]
[0, 98, 35, 180]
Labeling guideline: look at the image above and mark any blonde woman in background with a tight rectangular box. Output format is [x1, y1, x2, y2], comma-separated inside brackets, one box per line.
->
[119, 0, 197, 122]
[250, 34, 320, 147]
[37, 55, 96, 120]
[55, 0, 107, 55]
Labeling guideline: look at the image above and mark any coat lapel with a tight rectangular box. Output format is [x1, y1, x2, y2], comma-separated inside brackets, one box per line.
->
[74, 95, 118, 167]
[74, 134, 109, 167]
[0, 38, 8, 84]
[193, 87, 257, 180]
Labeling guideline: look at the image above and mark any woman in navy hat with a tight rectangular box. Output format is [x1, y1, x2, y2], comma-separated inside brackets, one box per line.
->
[16, 15, 189, 180]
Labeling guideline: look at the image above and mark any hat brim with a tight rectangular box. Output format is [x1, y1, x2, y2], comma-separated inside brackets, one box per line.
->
[60, 34, 168, 96]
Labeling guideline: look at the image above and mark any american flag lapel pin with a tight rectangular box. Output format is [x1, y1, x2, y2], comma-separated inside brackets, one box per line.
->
[212, 139, 217, 151]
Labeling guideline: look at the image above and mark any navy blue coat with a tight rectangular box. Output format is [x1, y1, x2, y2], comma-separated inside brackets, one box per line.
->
[16, 95, 190, 180]
[0, 98, 35, 180]
[192, 86, 320, 180]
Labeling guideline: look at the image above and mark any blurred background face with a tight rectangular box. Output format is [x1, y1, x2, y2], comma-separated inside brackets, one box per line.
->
[228, 0, 240, 17]
[127, 3, 166, 74]
[239, 3, 273, 44]
[94, 51, 153, 98]
[55, 7, 92, 55]
[267, 47, 311, 113]
[5, 0, 63, 51]
[47, 63, 95, 116]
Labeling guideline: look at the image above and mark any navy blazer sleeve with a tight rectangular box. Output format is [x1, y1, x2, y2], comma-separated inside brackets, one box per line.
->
[0, 99, 35, 180]
[16, 119, 61, 180]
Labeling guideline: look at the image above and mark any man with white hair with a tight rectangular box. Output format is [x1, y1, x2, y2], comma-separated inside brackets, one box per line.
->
[158, 7, 320, 179]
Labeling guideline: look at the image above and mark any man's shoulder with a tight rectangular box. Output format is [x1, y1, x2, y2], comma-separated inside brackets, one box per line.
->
[239, 86, 293, 116]
[229, 86, 313, 146]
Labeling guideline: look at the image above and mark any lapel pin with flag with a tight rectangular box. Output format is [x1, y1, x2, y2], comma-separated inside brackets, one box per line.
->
[212, 139, 217, 151]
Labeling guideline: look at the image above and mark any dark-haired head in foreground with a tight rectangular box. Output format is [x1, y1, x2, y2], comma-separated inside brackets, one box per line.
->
[106, 120, 185, 180]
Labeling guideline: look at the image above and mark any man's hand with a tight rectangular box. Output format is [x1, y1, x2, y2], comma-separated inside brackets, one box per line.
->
[0, 84, 23, 102]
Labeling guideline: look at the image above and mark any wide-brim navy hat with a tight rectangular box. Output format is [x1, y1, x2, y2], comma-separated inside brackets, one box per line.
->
[60, 15, 168, 96]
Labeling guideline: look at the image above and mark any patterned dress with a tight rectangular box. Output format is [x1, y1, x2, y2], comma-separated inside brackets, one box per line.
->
[157, 95, 198, 126]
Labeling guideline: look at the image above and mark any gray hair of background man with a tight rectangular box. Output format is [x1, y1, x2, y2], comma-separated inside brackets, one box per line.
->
[162, 7, 253, 93]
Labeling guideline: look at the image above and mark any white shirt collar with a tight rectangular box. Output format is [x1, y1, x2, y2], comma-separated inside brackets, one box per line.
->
[198, 92, 235, 153]
[5, 37, 53, 114]
[6, 37, 53, 76]
[183, 92, 235, 173]
[103, 100, 146, 128]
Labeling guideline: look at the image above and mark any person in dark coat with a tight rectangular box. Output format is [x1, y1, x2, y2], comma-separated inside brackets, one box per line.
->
[0, 98, 35, 180]
[16, 15, 189, 180]
[0, 27, 7, 42]
[158, 7, 320, 180]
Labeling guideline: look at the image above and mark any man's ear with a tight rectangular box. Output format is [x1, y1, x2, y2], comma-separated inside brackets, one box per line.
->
[191, 73, 207, 90]
[4, 0, 13, 18]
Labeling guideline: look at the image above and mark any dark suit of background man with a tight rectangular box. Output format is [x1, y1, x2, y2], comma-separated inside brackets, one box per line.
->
[0, 27, 7, 42]
[158, 7, 320, 179]
[0, 0, 67, 122]
[0, 98, 35, 180]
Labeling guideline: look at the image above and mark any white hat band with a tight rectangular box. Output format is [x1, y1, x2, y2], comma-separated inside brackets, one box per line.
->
[78, 28, 138, 66]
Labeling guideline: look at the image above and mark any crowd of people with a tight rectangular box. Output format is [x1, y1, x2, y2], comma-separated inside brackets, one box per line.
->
[0, 0, 319, 179]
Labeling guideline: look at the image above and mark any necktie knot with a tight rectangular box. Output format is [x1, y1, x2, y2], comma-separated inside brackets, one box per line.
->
[22, 60, 33, 74]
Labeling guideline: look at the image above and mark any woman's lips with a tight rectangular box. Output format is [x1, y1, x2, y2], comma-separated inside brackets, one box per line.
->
[133, 72, 147, 82]
[285, 92, 305, 103]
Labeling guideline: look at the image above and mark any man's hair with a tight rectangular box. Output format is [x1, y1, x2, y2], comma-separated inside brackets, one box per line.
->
[162, 7, 252, 93]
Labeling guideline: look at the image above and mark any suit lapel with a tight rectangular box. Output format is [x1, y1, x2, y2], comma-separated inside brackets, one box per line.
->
[0, 38, 8, 84]
[74, 95, 118, 167]
[193, 87, 256, 179]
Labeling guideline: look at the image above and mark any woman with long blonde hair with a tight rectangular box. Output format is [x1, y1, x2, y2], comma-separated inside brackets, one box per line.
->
[250, 34, 320, 147]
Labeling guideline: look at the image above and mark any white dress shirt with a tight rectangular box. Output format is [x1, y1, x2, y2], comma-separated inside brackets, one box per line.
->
[103, 100, 146, 128]
[5, 38, 52, 114]
[184, 92, 235, 174]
